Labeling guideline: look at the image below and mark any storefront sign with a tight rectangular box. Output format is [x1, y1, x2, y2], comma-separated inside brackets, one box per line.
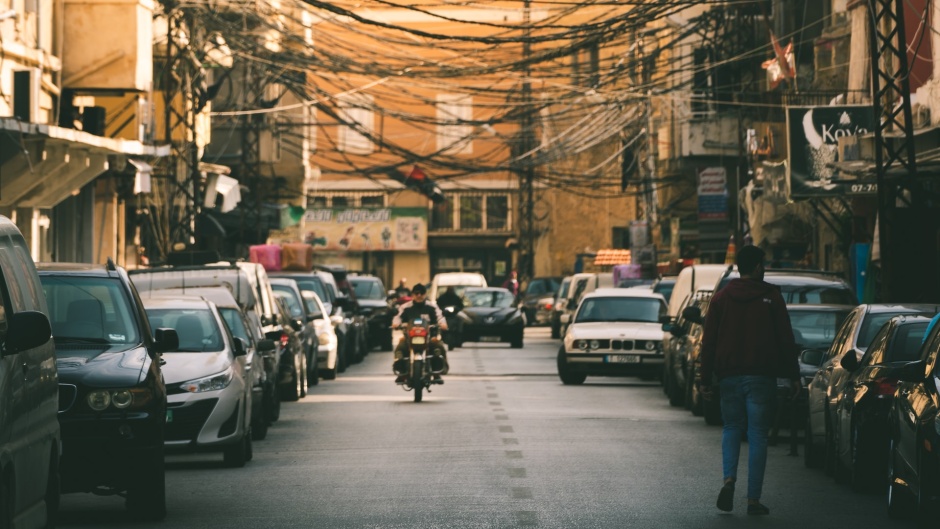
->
[786, 105, 875, 198]
[697, 167, 728, 220]
[302, 207, 427, 251]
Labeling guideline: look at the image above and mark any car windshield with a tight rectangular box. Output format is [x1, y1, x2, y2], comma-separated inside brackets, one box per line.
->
[145, 308, 223, 352]
[525, 278, 559, 296]
[788, 309, 851, 350]
[466, 290, 514, 308]
[40, 275, 141, 345]
[777, 285, 856, 305]
[557, 280, 570, 300]
[653, 281, 675, 304]
[271, 286, 305, 318]
[219, 307, 249, 342]
[351, 279, 385, 300]
[575, 297, 665, 323]
[301, 292, 324, 318]
[293, 277, 332, 304]
[888, 321, 930, 362]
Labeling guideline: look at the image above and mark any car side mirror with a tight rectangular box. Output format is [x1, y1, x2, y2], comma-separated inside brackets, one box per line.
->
[658, 315, 673, 325]
[232, 337, 248, 357]
[681, 306, 703, 324]
[894, 360, 927, 383]
[261, 315, 275, 326]
[291, 319, 303, 332]
[153, 328, 179, 354]
[4, 311, 52, 353]
[256, 338, 276, 352]
[839, 351, 860, 372]
[800, 348, 826, 367]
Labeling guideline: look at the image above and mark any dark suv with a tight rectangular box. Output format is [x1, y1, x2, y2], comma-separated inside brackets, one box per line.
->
[38, 260, 178, 520]
[349, 275, 394, 351]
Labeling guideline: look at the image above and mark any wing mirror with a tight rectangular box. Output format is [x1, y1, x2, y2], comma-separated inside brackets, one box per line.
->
[4, 311, 52, 353]
[681, 306, 703, 324]
[291, 319, 304, 332]
[799, 349, 826, 367]
[839, 351, 860, 372]
[232, 337, 248, 357]
[153, 328, 179, 354]
[256, 338, 276, 352]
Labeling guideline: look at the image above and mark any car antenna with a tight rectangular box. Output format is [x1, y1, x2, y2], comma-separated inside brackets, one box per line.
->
[106, 257, 117, 271]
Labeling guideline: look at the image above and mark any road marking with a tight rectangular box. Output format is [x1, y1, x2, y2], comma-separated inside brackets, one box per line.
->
[505, 450, 523, 459]
[499, 426, 514, 433]
[511, 487, 533, 499]
[502, 438, 519, 445]
[514, 511, 538, 526]
[495, 414, 509, 420]
[508, 467, 526, 478]
[489, 401, 501, 406]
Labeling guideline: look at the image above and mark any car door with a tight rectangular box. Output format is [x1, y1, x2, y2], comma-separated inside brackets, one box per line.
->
[836, 323, 890, 459]
[809, 308, 858, 433]
[896, 330, 940, 480]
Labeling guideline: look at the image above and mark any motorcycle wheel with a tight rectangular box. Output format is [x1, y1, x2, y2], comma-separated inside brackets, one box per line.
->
[413, 360, 424, 402]
[414, 382, 423, 402]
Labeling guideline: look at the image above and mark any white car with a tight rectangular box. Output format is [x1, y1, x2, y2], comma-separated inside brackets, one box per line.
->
[302, 290, 340, 380]
[143, 296, 254, 467]
[557, 288, 668, 385]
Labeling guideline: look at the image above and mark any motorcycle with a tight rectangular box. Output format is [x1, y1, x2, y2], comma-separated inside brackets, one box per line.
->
[393, 316, 445, 402]
[440, 305, 461, 351]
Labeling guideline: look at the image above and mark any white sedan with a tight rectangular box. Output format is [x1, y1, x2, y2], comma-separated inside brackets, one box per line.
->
[557, 288, 668, 385]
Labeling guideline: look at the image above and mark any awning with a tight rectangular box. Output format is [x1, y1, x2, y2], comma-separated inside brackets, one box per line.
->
[592, 249, 632, 266]
[0, 117, 170, 208]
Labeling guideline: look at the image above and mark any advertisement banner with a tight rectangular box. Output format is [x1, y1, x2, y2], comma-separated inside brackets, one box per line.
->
[786, 105, 875, 198]
[302, 208, 427, 251]
[697, 167, 728, 221]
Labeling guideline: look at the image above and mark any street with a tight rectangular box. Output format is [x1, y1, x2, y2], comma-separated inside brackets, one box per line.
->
[59, 328, 913, 528]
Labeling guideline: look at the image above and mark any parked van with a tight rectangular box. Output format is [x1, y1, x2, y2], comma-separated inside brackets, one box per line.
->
[0, 215, 58, 528]
[428, 272, 487, 301]
[558, 272, 615, 336]
[666, 264, 729, 318]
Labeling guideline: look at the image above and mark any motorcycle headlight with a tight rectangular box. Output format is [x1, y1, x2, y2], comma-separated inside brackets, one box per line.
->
[180, 366, 234, 393]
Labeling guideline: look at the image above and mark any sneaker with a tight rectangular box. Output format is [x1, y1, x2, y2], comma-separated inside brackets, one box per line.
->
[716, 482, 734, 512]
[747, 502, 770, 516]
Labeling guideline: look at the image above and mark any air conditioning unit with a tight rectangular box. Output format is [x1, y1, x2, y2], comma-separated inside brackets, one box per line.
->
[13, 68, 41, 123]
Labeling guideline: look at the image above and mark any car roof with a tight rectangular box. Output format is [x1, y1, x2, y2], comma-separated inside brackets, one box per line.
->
[465, 287, 511, 293]
[141, 296, 215, 310]
[786, 303, 857, 312]
[862, 303, 940, 314]
[140, 286, 239, 309]
[584, 287, 666, 301]
[37, 262, 112, 276]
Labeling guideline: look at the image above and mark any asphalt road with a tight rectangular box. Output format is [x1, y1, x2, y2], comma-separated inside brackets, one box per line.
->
[58, 328, 915, 528]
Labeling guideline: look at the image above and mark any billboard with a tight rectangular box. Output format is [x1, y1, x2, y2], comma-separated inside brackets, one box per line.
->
[786, 105, 875, 198]
[697, 167, 728, 221]
[302, 208, 427, 252]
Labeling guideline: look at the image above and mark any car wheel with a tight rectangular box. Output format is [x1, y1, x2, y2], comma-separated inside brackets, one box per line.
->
[223, 431, 252, 468]
[887, 436, 915, 519]
[824, 413, 837, 477]
[916, 450, 938, 528]
[557, 347, 586, 385]
[299, 356, 308, 398]
[280, 365, 301, 402]
[804, 414, 823, 468]
[307, 348, 320, 386]
[125, 446, 166, 521]
[666, 371, 684, 408]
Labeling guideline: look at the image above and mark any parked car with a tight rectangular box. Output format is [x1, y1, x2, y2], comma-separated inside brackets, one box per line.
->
[803, 303, 940, 470]
[453, 287, 526, 348]
[142, 285, 279, 440]
[713, 266, 859, 305]
[886, 319, 940, 525]
[0, 216, 59, 528]
[661, 289, 712, 409]
[349, 274, 395, 351]
[550, 276, 572, 339]
[557, 288, 667, 385]
[38, 260, 177, 520]
[519, 276, 561, 326]
[270, 277, 320, 386]
[301, 290, 340, 380]
[142, 296, 255, 467]
[651, 275, 677, 305]
[313, 266, 370, 366]
[827, 314, 932, 492]
[559, 272, 615, 337]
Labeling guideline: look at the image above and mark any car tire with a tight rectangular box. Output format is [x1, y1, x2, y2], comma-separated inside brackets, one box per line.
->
[804, 414, 823, 468]
[223, 431, 252, 468]
[299, 356, 308, 398]
[703, 397, 722, 426]
[322, 365, 337, 380]
[307, 348, 320, 386]
[557, 347, 586, 385]
[381, 330, 394, 352]
[824, 413, 837, 477]
[252, 404, 269, 440]
[280, 365, 301, 402]
[125, 446, 166, 521]
[887, 436, 915, 519]
[666, 373, 683, 407]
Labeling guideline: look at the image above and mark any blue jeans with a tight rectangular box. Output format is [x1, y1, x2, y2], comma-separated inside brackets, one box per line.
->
[719, 375, 776, 500]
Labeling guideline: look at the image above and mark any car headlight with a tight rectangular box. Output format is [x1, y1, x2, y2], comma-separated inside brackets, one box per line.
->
[589, 339, 600, 350]
[86, 388, 152, 411]
[180, 366, 234, 393]
[318, 332, 333, 346]
[644, 341, 657, 351]
[578, 340, 589, 351]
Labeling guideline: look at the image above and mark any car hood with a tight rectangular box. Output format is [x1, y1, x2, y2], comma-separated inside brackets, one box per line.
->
[463, 307, 520, 323]
[568, 322, 664, 340]
[55, 344, 150, 387]
[357, 299, 389, 310]
[162, 352, 232, 385]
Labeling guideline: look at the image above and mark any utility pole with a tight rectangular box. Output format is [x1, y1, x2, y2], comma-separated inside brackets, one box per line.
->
[518, 0, 535, 280]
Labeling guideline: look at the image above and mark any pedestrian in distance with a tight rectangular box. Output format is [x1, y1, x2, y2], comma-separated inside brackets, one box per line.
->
[698, 244, 800, 516]
[502, 270, 519, 297]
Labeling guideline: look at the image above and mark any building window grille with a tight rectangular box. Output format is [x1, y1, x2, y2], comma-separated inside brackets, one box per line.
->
[430, 192, 512, 232]
[337, 94, 375, 154]
[307, 192, 387, 208]
[486, 196, 508, 230]
[459, 196, 483, 230]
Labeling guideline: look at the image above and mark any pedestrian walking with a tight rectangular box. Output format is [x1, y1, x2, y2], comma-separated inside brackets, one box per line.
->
[502, 270, 519, 297]
[698, 244, 799, 516]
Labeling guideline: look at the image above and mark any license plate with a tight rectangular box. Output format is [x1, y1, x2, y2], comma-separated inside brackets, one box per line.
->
[481, 336, 501, 342]
[411, 336, 426, 345]
[166, 409, 174, 423]
[607, 354, 640, 364]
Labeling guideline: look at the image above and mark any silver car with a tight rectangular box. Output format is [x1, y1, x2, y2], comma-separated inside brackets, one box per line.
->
[142, 296, 254, 467]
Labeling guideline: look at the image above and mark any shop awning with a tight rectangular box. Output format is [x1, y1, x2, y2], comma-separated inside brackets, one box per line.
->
[0, 117, 170, 208]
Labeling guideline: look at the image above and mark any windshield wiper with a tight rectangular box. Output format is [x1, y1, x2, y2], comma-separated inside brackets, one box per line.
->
[54, 337, 111, 344]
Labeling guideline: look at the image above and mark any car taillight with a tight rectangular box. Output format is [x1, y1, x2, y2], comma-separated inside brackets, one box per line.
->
[279, 332, 290, 348]
[544, 302, 553, 310]
[409, 327, 427, 338]
[872, 377, 898, 396]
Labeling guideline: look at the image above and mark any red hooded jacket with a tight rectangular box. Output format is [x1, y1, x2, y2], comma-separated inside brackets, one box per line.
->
[699, 277, 799, 383]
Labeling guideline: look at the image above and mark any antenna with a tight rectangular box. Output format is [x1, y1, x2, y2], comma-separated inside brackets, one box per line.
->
[106, 257, 117, 271]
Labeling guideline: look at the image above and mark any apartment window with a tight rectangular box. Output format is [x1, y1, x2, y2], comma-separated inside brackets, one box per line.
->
[307, 193, 387, 207]
[360, 195, 385, 207]
[332, 196, 349, 207]
[337, 94, 375, 154]
[431, 192, 511, 232]
[437, 94, 473, 155]
[310, 196, 328, 207]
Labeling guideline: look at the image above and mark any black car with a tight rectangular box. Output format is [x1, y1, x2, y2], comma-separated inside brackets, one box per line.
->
[828, 314, 931, 492]
[661, 290, 712, 410]
[454, 287, 526, 348]
[349, 275, 395, 351]
[519, 276, 561, 326]
[38, 261, 178, 520]
[886, 317, 940, 525]
[270, 277, 320, 386]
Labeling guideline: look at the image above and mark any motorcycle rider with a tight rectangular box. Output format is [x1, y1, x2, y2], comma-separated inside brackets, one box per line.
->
[391, 283, 448, 383]
[436, 286, 464, 348]
[436, 286, 464, 314]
